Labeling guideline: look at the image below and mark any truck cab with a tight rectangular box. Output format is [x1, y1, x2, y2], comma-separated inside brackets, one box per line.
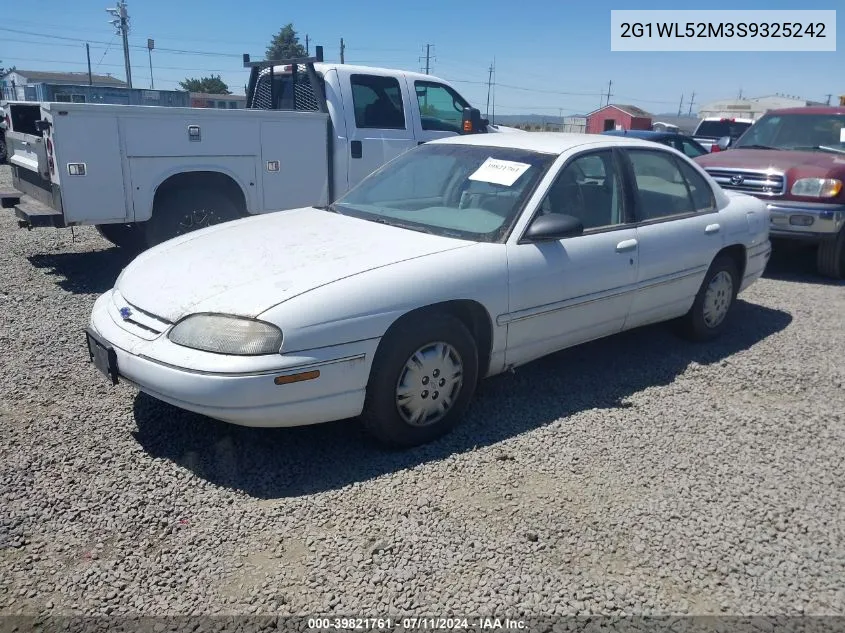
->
[692, 117, 754, 153]
[695, 107, 845, 277]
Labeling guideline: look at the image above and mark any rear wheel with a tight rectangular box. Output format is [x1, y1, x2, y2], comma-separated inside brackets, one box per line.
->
[143, 185, 246, 248]
[678, 254, 740, 342]
[361, 313, 479, 448]
[816, 228, 845, 279]
[95, 223, 145, 251]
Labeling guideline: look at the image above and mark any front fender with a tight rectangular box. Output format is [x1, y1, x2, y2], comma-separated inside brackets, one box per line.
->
[259, 243, 509, 360]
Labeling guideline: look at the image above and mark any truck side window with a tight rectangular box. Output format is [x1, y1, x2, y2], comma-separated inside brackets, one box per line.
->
[414, 81, 470, 134]
[350, 75, 406, 130]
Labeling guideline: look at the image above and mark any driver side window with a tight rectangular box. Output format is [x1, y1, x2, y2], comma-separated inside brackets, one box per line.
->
[539, 150, 625, 231]
[415, 81, 469, 133]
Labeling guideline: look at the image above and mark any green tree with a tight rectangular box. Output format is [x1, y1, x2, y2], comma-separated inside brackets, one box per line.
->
[0, 61, 15, 76]
[179, 74, 230, 94]
[266, 24, 307, 61]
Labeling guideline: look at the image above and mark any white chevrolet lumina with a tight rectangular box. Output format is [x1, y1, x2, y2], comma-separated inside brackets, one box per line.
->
[86, 133, 771, 447]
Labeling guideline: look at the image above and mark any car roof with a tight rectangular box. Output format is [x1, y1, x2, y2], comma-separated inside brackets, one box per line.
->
[429, 131, 660, 154]
[602, 130, 677, 139]
[763, 106, 845, 116]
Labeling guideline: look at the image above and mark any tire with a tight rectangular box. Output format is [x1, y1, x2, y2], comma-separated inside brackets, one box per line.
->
[143, 185, 246, 248]
[361, 312, 479, 448]
[95, 223, 145, 252]
[816, 228, 845, 279]
[678, 254, 740, 342]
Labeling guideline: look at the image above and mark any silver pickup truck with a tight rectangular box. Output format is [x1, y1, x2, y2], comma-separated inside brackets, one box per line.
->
[1, 50, 512, 250]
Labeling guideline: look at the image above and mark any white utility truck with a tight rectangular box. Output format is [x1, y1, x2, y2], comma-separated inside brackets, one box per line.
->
[1, 47, 513, 249]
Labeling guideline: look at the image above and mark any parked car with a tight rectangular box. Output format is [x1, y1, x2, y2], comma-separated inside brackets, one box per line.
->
[692, 117, 754, 152]
[696, 106, 845, 278]
[86, 132, 771, 448]
[602, 129, 708, 158]
[0, 50, 514, 251]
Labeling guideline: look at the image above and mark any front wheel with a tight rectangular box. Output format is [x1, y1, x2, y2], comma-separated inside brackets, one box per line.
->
[678, 254, 740, 342]
[817, 228, 845, 279]
[361, 313, 479, 448]
[143, 186, 246, 248]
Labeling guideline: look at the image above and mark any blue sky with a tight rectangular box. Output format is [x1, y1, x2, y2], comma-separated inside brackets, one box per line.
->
[1, 0, 842, 117]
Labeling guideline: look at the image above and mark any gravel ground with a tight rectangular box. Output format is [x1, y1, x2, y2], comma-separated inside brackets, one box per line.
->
[1, 163, 844, 619]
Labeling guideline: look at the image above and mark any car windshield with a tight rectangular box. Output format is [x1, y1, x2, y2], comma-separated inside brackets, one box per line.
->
[695, 120, 752, 138]
[329, 143, 556, 242]
[733, 113, 845, 152]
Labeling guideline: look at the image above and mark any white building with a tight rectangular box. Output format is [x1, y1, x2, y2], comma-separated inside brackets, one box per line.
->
[698, 94, 828, 121]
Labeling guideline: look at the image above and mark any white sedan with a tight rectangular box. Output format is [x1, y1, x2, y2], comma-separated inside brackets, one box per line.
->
[86, 133, 772, 447]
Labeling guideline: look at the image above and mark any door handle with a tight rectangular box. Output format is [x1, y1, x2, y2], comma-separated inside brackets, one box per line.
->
[350, 140, 362, 159]
[705, 223, 721, 234]
[616, 239, 638, 253]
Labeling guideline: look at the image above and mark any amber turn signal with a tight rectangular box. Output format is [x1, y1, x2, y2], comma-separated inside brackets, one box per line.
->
[274, 370, 320, 385]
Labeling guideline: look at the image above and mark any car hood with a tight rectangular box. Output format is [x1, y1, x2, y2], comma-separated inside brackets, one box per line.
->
[695, 148, 845, 173]
[116, 208, 472, 323]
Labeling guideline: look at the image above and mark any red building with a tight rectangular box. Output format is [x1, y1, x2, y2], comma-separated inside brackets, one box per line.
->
[585, 104, 653, 134]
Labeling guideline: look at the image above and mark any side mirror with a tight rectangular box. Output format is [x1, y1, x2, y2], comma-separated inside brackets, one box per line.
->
[461, 107, 486, 134]
[716, 135, 731, 151]
[523, 213, 584, 242]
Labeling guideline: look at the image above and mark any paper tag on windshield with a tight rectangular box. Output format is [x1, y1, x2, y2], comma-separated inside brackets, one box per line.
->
[840, 127, 845, 143]
[469, 158, 531, 187]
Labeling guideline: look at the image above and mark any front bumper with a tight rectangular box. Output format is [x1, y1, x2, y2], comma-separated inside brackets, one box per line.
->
[87, 290, 377, 427]
[766, 201, 845, 240]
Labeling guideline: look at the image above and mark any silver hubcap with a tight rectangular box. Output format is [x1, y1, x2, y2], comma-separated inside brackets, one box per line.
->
[702, 270, 734, 328]
[395, 342, 463, 427]
[178, 208, 220, 233]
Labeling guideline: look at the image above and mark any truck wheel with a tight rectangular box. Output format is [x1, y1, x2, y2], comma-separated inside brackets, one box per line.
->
[361, 313, 479, 449]
[817, 228, 845, 279]
[95, 223, 145, 252]
[144, 186, 246, 248]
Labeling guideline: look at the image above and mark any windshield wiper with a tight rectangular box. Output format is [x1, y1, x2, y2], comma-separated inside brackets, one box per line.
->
[737, 144, 780, 150]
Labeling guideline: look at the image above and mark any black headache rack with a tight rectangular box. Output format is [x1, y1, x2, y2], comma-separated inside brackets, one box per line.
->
[243, 46, 328, 113]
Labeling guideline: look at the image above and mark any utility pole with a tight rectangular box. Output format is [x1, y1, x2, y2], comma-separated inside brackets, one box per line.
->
[305, 34, 309, 55]
[339, 38, 345, 64]
[677, 94, 684, 117]
[485, 62, 494, 118]
[824, 93, 832, 105]
[86, 43, 93, 85]
[737, 88, 743, 99]
[146, 38, 154, 89]
[419, 44, 434, 74]
[490, 56, 495, 124]
[106, 1, 132, 88]
[605, 79, 613, 107]
[687, 91, 696, 116]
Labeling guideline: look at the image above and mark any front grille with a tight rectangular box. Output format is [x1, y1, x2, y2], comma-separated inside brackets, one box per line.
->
[705, 168, 786, 196]
[109, 291, 171, 341]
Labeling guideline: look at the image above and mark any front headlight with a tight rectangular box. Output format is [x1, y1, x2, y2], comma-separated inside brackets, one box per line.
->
[790, 178, 842, 198]
[168, 314, 283, 355]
